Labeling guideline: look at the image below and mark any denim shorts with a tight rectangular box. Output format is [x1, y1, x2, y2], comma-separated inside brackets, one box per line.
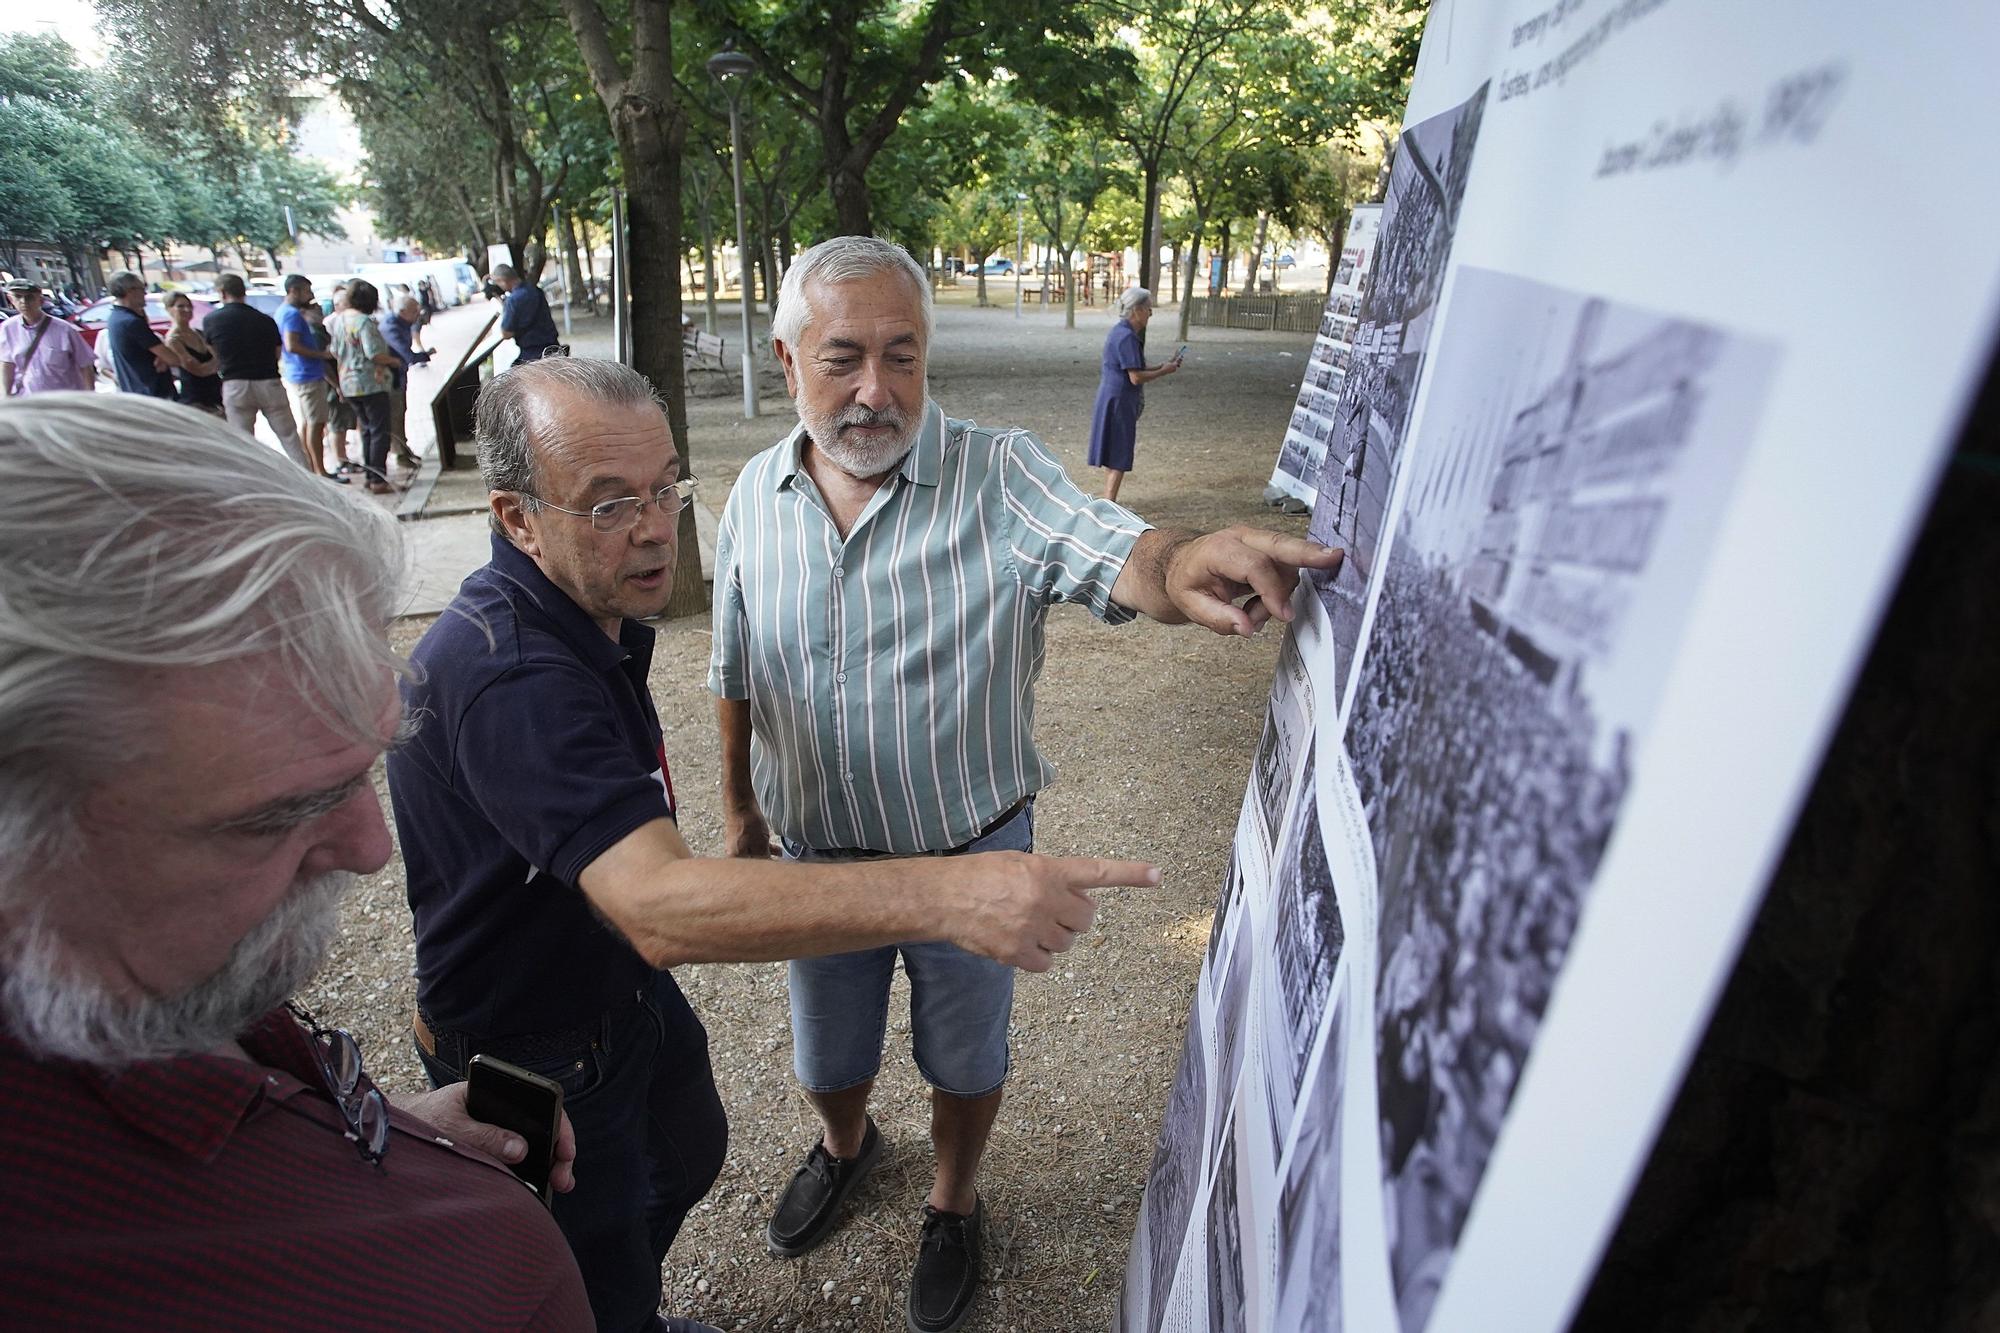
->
[782, 801, 1032, 1097]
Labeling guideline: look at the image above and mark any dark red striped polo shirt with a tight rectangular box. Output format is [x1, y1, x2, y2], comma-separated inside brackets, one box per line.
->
[0, 1008, 591, 1330]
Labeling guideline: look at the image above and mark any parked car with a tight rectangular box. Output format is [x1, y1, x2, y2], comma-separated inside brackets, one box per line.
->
[73, 295, 215, 348]
[1277, 253, 1296, 268]
[978, 257, 1014, 276]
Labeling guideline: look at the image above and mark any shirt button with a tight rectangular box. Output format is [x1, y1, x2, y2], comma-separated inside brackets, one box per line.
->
[833, 566, 844, 578]
[836, 672, 847, 683]
[843, 771, 855, 783]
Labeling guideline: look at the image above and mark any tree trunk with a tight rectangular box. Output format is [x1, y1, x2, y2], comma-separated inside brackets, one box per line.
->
[829, 159, 872, 236]
[1063, 248, 1077, 329]
[578, 213, 599, 306]
[615, 117, 700, 618]
[1245, 210, 1269, 292]
[1177, 222, 1203, 343]
[761, 235, 779, 319]
[564, 0, 699, 616]
[696, 186, 719, 334]
[1218, 220, 1233, 292]
[1137, 160, 1163, 294]
[560, 206, 590, 314]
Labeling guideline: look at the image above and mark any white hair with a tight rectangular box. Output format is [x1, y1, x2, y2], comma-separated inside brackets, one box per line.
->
[1115, 286, 1153, 319]
[0, 394, 408, 886]
[772, 236, 932, 349]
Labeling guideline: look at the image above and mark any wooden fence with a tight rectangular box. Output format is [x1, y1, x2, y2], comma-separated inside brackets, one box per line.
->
[1184, 292, 1326, 333]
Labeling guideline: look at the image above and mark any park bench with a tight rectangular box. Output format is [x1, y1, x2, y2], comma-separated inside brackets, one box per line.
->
[684, 326, 727, 373]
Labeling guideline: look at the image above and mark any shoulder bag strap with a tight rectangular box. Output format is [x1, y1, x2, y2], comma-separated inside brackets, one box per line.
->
[7, 317, 54, 395]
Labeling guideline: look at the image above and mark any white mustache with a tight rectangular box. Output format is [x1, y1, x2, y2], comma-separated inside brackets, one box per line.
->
[837, 406, 906, 431]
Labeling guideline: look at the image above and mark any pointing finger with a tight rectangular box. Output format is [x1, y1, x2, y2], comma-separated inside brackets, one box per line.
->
[1056, 857, 1162, 890]
[1233, 529, 1345, 571]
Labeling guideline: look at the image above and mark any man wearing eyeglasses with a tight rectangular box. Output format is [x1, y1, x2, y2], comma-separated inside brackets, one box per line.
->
[385, 356, 1159, 1333]
[0, 393, 591, 1329]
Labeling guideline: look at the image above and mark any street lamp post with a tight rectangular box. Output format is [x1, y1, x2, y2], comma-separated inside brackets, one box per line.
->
[708, 42, 759, 419]
[1013, 192, 1026, 319]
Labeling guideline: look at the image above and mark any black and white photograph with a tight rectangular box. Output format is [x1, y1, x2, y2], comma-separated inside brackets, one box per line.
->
[1206, 911, 1254, 1162]
[1207, 848, 1245, 967]
[1135, 994, 1210, 1332]
[1305, 83, 1489, 710]
[1271, 985, 1349, 1333]
[1260, 744, 1346, 1159]
[1250, 630, 1313, 848]
[1347, 267, 1778, 1333]
[1204, 1116, 1249, 1333]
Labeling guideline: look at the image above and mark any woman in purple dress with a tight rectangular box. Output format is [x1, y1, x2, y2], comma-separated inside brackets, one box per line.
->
[1087, 286, 1181, 502]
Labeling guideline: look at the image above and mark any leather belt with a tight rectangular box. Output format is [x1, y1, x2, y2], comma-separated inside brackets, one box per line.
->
[412, 1007, 438, 1057]
[414, 989, 643, 1067]
[809, 797, 1029, 861]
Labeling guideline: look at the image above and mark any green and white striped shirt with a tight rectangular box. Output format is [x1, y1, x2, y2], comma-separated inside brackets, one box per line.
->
[708, 401, 1151, 854]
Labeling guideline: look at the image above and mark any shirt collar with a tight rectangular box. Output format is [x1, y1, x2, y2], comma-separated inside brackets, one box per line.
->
[775, 399, 945, 491]
[67, 1008, 315, 1163]
[485, 533, 653, 673]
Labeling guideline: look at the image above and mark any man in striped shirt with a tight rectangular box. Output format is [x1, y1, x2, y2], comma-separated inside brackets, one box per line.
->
[709, 236, 1341, 1333]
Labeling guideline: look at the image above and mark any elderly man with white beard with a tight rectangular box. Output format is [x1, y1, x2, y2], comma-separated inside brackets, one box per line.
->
[709, 234, 1344, 1333]
[0, 394, 593, 1328]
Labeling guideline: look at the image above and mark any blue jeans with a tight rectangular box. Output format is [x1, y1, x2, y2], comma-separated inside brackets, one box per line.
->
[416, 973, 727, 1333]
[781, 802, 1032, 1097]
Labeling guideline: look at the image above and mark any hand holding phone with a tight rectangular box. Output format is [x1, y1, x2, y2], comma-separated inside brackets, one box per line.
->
[1173, 344, 1188, 365]
[466, 1054, 565, 1207]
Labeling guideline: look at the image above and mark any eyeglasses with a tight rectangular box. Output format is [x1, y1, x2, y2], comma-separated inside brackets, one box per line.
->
[287, 1003, 390, 1163]
[525, 477, 700, 533]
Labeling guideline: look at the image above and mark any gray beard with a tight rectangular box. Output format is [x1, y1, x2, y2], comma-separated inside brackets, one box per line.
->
[799, 400, 919, 479]
[0, 871, 352, 1067]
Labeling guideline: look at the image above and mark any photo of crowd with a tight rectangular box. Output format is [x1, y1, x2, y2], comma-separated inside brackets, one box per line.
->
[1306, 84, 1488, 709]
[1341, 265, 1773, 1333]
[1251, 633, 1313, 847]
[1208, 848, 1245, 966]
[1354, 555, 1628, 1331]
[1271, 989, 1348, 1333]
[1206, 911, 1254, 1163]
[1261, 746, 1346, 1157]
[1205, 1120, 1250, 1333]
[1129, 994, 1210, 1332]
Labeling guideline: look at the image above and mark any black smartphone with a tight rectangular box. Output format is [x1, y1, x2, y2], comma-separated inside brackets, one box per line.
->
[1173, 343, 1188, 363]
[465, 1054, 564, 1207]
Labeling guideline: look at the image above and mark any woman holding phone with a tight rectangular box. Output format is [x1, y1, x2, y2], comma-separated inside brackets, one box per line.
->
[1087, 285, 1181, 502]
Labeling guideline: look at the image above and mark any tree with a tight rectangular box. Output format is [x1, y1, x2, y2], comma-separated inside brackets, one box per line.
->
[1021, 111, 1128, 328]
[699, 0, 1131, 236]
[1112, 0, 1283, 295]
[562, 0, 706, 617]
[1275, 135, 1387, 295]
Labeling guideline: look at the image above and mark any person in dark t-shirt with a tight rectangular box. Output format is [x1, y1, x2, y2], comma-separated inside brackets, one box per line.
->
[203, 274, 310, 469]
[492, 263, 561, 363]
[103, 269, 181, 398]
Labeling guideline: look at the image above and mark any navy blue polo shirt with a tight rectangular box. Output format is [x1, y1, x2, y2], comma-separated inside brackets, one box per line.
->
[387, 534, 678, 1037]
[501, 283, 559, 356]
[107, 304, 174, 398]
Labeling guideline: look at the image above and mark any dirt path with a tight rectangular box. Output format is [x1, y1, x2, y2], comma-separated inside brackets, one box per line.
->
[310, 288, 1319, 1330]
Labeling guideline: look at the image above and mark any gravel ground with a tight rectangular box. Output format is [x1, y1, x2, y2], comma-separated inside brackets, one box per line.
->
[300, 286, 1319, 1331]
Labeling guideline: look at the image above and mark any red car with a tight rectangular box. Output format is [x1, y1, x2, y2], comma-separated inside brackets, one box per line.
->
[72, 295, 216, 348]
